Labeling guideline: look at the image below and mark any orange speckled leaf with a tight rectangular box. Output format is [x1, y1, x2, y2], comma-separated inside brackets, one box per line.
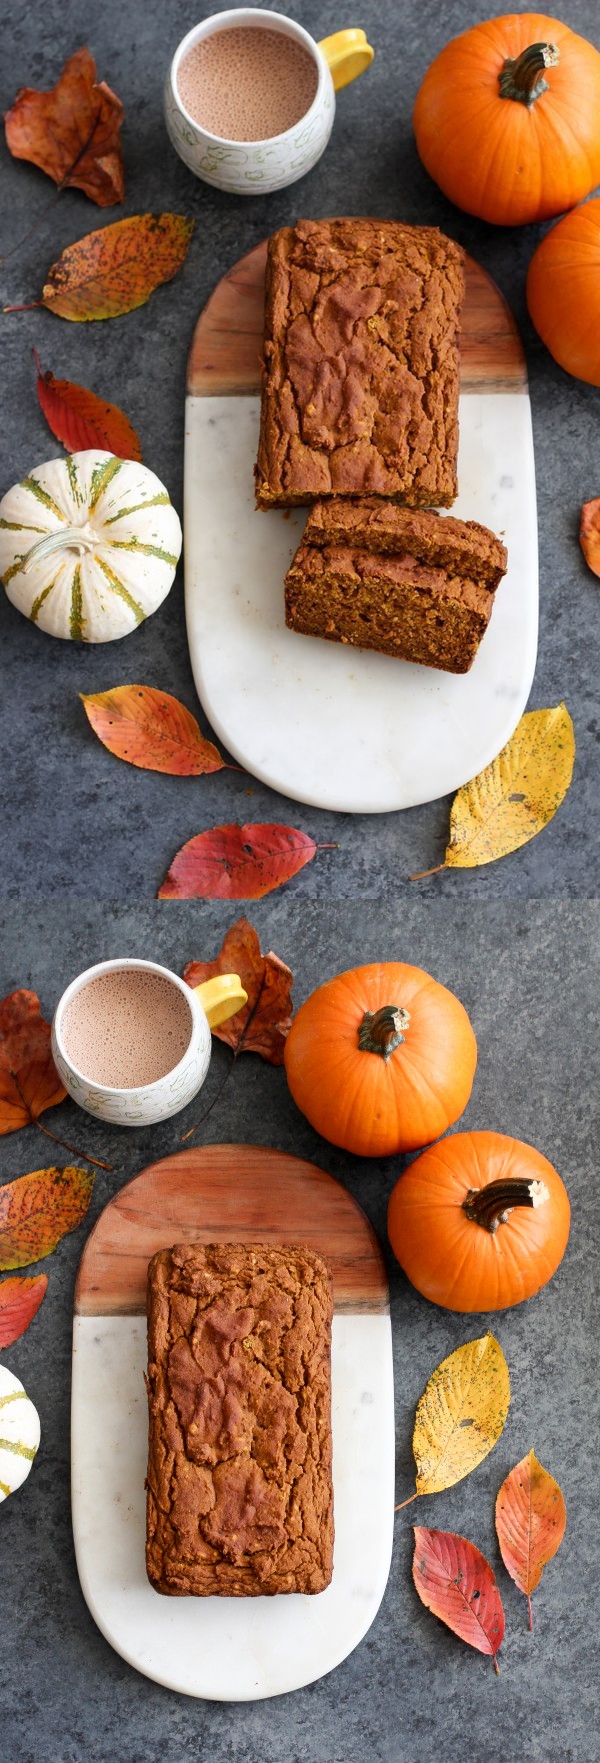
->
[158, 823, 319, 900]
[5, 47, 124, 207]
[413, 1528, 505, 1670]
[184, 917, 293, 1064]
[0, 1273, 48, 1346]
[580, 498, 600, 577]
[35, 351, 142, 460]
[0, 1166, 94, 1270]
[40, 213, 194, 322]
[0, 989, 66, 1135]
[495, 1449, 566, 1629]
[81, 685, 225, 774]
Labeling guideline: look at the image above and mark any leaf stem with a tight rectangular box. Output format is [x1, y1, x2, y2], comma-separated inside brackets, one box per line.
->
[2, 301, 44, 314]
[409, 864, 445, 881]
[35, 1116, 112, 1172]
[493, 1655, 500, 1675]
[178, 1059, 234, 1141]
[394, 1490, 419, 1511]
[527, 1592, 533, 1631]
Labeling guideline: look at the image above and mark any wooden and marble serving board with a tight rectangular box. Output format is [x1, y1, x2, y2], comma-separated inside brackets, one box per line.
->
[184, 233, 538, 813]
[72, 1145, 394, 1702]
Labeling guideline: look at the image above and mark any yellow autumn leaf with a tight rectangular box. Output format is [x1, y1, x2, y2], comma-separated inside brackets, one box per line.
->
[396, 1334, 510, 1508]
[413, 704, 575, 876]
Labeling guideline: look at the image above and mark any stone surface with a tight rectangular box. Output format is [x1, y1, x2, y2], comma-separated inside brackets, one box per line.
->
[0, 0, 599, 898]
[0, 898, 597, 1759]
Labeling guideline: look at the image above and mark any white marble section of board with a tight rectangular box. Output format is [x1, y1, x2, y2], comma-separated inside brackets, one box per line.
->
[72, 1313, 395, 1701]
[184, 393, 538, 813]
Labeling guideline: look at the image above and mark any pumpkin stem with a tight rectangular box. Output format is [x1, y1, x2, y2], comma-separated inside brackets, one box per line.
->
[358, 1004, 410, 1061]
[499, 42, 559, 108]
[22, 526, 97, 571]
[463, 1177, 550, 1234]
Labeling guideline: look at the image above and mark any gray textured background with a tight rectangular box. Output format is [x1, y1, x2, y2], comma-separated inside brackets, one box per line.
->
[0, 899, 598, 1761]
[1, 0, 599, 900]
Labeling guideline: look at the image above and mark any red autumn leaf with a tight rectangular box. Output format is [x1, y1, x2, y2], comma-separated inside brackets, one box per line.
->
[0, 1273, 48, 1346]
[5, 47, 124, 206]
[184, 917, 293, 1065]
[580, 498, 600, 577]
[34, 351, 142, 461]
[80, 685, 225, 774]
[413, 1528, 505, 1671]
[158, 823, 320, 900]
[495, 1449, 566, 1629]
[0, 1166, 94, 1271]
[0, 990, 66, 1136]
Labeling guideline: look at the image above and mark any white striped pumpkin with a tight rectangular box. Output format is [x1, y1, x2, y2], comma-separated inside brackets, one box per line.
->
[0, 1364, 40, 1502]
[0, 450, 182, 642]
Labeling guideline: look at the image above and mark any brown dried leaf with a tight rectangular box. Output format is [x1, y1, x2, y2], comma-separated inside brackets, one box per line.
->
[184, 917, 293, 1065]
[0, 989, 65, 1135]
[5, 48, 124, 207]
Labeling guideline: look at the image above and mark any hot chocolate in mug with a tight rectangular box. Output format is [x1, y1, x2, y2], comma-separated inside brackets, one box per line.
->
[51, 958, 247, 1127]
[164, 8, 374, 194]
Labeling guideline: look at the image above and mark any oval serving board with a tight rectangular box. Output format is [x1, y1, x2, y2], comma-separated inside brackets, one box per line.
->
[184, 232, 538, 813]
[72, 1145, 394, 1702]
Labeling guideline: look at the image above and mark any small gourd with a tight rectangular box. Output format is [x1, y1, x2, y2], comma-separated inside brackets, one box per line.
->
[0, 450, 182, 642]
[0, 1364, 41, 1502]
[387, 1130, 570, 1312]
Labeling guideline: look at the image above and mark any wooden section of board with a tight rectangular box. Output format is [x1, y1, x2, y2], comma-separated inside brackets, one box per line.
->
[75, 1144, 388, 1318]
[187, 234, 526, 399]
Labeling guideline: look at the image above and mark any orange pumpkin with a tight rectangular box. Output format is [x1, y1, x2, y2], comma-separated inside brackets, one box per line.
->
[284, 963, 477, 1158]
[413, 14, 600, 226]
[527, 198, 600, 386]
[388, 1131, 570, 1312]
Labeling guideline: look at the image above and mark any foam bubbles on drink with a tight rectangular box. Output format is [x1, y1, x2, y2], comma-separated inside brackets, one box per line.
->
[61, 970, 193, 1089]
[177, 26, 318, 142]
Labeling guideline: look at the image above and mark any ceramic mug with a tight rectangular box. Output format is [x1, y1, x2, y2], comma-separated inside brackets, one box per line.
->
[51, 958, 247, 1127]
[164, 8, 374, 194]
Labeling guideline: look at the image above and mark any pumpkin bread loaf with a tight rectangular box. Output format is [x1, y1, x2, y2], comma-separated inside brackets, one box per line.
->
[285, 499, 507, 674]
[255, 218, 465, 510]
[146, 1242, 334, 1597]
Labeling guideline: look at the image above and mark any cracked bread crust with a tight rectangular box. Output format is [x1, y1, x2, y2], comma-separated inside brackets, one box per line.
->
[304, 497, 507, 590]
[146, 1243, 334, 1597]
[285, 544, 493, 673]
[255, 218, 465, 510]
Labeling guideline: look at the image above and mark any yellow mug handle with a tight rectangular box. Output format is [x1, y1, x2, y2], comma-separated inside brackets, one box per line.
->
[194, 974, 248, 1029]
[318, 28, 374, 92]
